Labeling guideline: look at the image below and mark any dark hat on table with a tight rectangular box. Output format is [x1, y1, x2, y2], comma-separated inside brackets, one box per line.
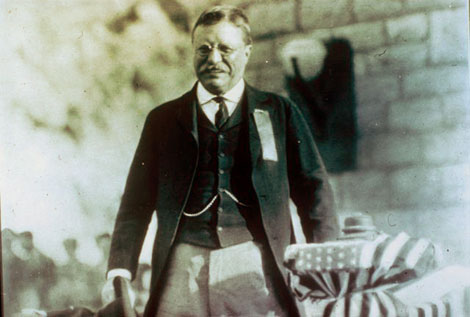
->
[342, 214, 376, 234]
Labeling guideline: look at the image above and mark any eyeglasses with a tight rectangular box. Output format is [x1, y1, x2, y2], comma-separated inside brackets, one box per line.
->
[195, 44, 241, 57]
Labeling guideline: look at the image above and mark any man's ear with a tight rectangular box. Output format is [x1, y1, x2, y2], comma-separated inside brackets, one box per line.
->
[245, 44, 252, 59]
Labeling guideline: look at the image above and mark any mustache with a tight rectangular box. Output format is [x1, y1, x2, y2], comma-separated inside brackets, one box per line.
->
[201, 66, 227, 73]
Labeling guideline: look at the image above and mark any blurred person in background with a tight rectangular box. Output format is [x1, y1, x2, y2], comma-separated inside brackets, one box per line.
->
[3, 230, 57, 315]
[2, 228, 22, 316]
[134, 263, 152, 313]
[90, 233, 112, 308]
[94, 233, 112, 278]
[48, 238, 96, 310]
[102, 5, 338, 316]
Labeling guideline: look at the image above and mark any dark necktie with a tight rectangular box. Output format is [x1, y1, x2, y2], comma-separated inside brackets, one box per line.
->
[213, 96, 229, 129]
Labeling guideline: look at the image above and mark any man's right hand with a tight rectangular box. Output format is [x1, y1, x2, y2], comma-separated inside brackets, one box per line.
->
[101, 276, 136, 307]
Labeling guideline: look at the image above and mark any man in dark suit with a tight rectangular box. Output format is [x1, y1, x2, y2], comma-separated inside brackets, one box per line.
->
[102, 5, 338, 316]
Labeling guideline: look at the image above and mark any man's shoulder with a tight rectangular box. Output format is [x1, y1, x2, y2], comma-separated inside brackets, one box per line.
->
[245, 84, 296, 110]
[146, 89, 195, 120]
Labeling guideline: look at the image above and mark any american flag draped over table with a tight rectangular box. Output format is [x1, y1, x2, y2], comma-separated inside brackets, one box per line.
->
[283, 232, 469, 317]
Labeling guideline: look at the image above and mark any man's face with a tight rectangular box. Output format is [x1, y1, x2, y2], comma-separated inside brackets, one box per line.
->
[193, 21, 251, 95]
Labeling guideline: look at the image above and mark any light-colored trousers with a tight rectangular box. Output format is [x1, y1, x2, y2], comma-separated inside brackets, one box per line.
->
[155, 241, 288, 317]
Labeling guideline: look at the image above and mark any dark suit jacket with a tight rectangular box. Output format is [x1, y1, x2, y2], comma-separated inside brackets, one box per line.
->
[108, 83, 338, 315]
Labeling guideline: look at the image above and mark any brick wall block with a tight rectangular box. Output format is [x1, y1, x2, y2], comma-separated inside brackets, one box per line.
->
[354, 51, 386, 76]
[430, 9, 469, 64]
[353, 0, 403, 22]
[354, 44, 428, 76]
[309, 28, 335, 41]
[300, 0, 353, 30]
[438, 164, 470, 204]
[405, 0, 467, 10]
[244, 68, 258, 86]
[354, 54, 369, 76]
[376, 43, 429, 72]
[332, 21, 385, 51]
[255, 64, 287, 94]
[356, 101, 388, 135]
[338, 170, 391, 211]
[422, 128, 470, 164]
[441, 90, 470, 128]
[356, 74, 400, 107]
[355, 43, 428, 76]
[354, 43, 428, 76]
[357, 136, 376, 168]
[389, 96, 443, 131]
[249, 39, 275, 67]
[403, 65, 470, 98]
[390, 166, 442, 207]
[247, 1, 296, 37]
[371, 134, 424, 167]
[385, 13, 428, 44]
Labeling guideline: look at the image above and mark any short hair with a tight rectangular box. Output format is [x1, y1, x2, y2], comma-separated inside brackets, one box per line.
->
[192, 5, 252, 45]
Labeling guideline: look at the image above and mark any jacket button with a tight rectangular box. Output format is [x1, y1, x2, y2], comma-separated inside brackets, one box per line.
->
[218, 207, 223, 213]
[217, 226, 223, 232]
[218, 169, 225, 174]
[218, 152, 225, 157]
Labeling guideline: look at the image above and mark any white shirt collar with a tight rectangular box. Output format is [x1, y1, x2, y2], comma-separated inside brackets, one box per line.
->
[196, 79, 245, 106]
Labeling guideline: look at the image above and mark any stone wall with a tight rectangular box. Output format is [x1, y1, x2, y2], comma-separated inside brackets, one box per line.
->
[240, 0, 470, 264]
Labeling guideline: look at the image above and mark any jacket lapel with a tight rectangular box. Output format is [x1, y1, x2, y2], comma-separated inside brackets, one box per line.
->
[245, 84, 270, 169]
[176, 85, 199, 146]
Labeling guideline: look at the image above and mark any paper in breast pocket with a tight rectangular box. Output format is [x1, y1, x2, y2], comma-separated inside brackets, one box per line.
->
[253, 109, 278, 162]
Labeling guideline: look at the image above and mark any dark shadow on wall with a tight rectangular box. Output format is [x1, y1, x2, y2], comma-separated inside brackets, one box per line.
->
[286, 38, 358, 174]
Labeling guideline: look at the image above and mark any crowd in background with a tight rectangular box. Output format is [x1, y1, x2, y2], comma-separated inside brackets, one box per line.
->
[2, 228, 151, 316]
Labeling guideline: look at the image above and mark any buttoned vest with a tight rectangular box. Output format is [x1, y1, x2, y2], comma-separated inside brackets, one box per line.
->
[176, 99, 262, 248]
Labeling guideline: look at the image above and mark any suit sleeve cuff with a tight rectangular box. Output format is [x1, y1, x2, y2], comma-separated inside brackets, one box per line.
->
[107, 268, 132, 281]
